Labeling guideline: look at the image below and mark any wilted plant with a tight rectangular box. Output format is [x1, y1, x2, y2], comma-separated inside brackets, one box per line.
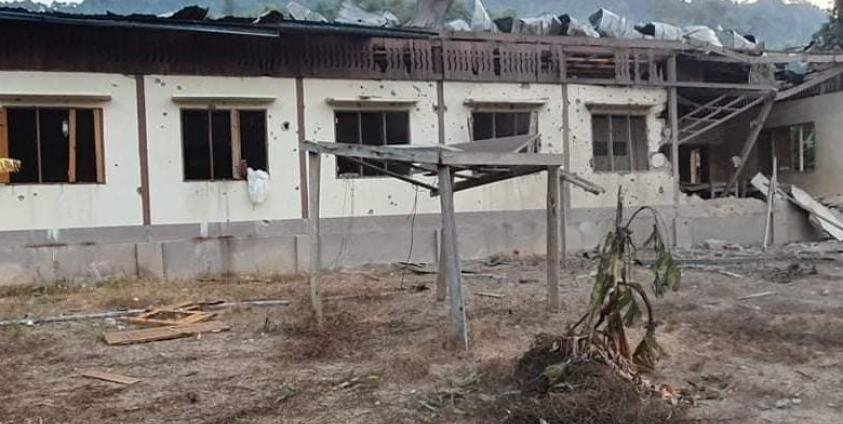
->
[569, 188, 681, 372]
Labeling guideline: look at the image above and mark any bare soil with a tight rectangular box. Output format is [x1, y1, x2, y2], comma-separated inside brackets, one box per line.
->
[1, 247, 842, 423]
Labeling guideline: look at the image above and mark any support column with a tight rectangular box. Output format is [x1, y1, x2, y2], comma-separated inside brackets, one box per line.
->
[722, 96, 776, 196]
[437, 166, 468, 349]
[297, 78, 310, 219]
[436, 228, 447, 301]
[307, 151, 323, 325]
[560, 83, 571, 264]
[135, 75, 151, 226]
[546, 166, 561, 313]
[667, 56, 680, 246]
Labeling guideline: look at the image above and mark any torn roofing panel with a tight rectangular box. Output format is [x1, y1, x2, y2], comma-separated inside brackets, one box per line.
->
[0, 7, 437, 39]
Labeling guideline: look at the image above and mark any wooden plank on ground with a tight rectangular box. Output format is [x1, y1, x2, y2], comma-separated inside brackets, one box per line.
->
[103, 321, 229, 346]
[81, 370, 141, 385]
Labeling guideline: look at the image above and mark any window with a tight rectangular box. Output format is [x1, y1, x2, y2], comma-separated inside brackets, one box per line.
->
[591, 113, 649, 172]
[181, 109, 268, 181]
[334, 111, 410, 178]
[471, 111, 533, 141]
[765, 123, 815, 173]
[0, 107, 104, 184]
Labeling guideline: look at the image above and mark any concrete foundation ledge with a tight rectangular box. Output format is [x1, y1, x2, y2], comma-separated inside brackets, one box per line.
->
[0, 203, 821, 286]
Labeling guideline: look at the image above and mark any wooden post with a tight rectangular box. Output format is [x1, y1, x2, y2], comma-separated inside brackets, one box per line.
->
[437, 165, 468, 349]
[546, 166, 561, 312]
[307, 151, 324, 325]
[763, 155, 777, 251]
[436, 228, 447, 301]
[722, 96, 775, 197]
[667, 55, 680, 247]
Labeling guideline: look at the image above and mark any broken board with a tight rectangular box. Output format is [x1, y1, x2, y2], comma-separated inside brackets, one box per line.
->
[81, 370, 141, 385]
[104, 321, 230, 346]
[751, 173, 843, 241]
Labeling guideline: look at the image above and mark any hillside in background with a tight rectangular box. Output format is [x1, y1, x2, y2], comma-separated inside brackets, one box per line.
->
[0, 0, 828, 48]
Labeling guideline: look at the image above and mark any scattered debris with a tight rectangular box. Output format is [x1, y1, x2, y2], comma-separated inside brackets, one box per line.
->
[81, 370, 141, 386]
[717, 270, 744, 279]
[737, 291, 777, 301]
[765, 263, 817, 284]
[121, 302, 216, 327]
[0, 299, 289, 327]
[104, 321, 230, 346]
[752, 173, 843, 241]
[475, 292, 504, 299]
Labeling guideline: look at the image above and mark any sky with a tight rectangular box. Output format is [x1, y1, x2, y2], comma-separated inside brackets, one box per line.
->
[0, 0, 835, 8]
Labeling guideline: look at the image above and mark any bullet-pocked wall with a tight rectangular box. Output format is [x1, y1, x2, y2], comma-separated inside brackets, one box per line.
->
[766, 92, 843, 198]
[566, 85, 674, 208]
[144, 75, 301, 225]
[0, 71, 143, 231]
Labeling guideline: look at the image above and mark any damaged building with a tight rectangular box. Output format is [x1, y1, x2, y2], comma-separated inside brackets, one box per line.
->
[0, 6, 840, 285]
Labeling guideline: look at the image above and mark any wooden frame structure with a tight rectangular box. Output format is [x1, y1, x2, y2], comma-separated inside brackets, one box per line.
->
[301, 135, 601, 348]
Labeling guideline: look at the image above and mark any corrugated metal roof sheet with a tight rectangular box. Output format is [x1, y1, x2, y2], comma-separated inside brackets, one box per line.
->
[0, 7, 437, 39]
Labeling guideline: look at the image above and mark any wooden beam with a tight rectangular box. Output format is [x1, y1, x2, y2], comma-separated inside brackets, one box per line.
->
[436, 228, 446, 301]
[668, 56, 680, 210]
[296, 78, 309, 219]
[560, 170, 605, 195]
[430, 166, 544, 196]
[440, 152, 564, 167]
[0, 108, 8, 183]
[344, 156, 437, 191]
[135, 75, 151, 226]
[67, 109, 77, 183]
[437, 166, 468, 349]
[678, 95, 767, 145]
[776, 66, 843, 101]
[302, 141, 440, 165]
[722, 96, 776, 197]
[230, 110, 242, 179]
[93, 108, 104, 183]
[307, 151, 324, 326]
[546, 166, 561, 313]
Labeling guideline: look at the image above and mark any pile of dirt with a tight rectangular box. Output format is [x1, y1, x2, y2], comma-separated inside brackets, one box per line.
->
[488, 334, 687, 424]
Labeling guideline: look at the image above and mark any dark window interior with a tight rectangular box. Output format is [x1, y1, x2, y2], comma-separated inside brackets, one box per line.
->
[591, 113, 649, 172]
[6, 107, 100, 184]
[75, 109, 98, 183]
[8, 108, 38, 184]
[182, 110, 211, 180]
[181, 109, 268, 181]
[239, 110, 268, 172]
[334, 111, 411, 178]
[471, 111, 532, 141]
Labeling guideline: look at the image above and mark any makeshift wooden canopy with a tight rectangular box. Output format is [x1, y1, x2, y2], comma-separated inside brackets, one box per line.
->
[301, 134, 603, 349]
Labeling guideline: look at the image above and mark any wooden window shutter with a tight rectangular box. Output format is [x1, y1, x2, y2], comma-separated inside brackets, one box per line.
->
[67, 109, 77, 183]
[230, 110, 243, 179]
[0, 108, 9, 183]
[93, 109, 104, 183]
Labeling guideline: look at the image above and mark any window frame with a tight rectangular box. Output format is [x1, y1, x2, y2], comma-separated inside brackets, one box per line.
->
[332, 109, 412, 179]
[0, 106, 105, 185]
[763, 122, 816, 174]
[179, 107, 269, 182]
[469, 109, 537, 142]
[590, 111, 650, 174]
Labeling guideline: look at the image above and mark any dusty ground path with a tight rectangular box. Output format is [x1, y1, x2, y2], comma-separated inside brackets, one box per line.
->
[1, 247, 842, 423]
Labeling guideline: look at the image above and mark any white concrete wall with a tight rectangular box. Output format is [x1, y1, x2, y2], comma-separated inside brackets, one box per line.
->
[566, 85, 674, 208]
[767, 92, 843, 197]
[144, 75, 301, 225]
[304, 80, 563, 219]
[0, 71, 143, 231]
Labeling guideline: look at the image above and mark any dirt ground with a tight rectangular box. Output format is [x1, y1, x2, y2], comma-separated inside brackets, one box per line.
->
[1, 244, 842, 424]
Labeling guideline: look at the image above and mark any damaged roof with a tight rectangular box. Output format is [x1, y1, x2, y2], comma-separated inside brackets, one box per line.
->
[0, 6, 437, 39]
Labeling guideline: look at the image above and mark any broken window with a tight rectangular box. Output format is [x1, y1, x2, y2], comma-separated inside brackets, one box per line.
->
[591, 113, 649, 172]
[181, 109, 268, 181]
[334, 111, 410, 178]
[763, 123, 815, 173]
[0, 107, 104, 184]
[471, 111, 533, 141]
